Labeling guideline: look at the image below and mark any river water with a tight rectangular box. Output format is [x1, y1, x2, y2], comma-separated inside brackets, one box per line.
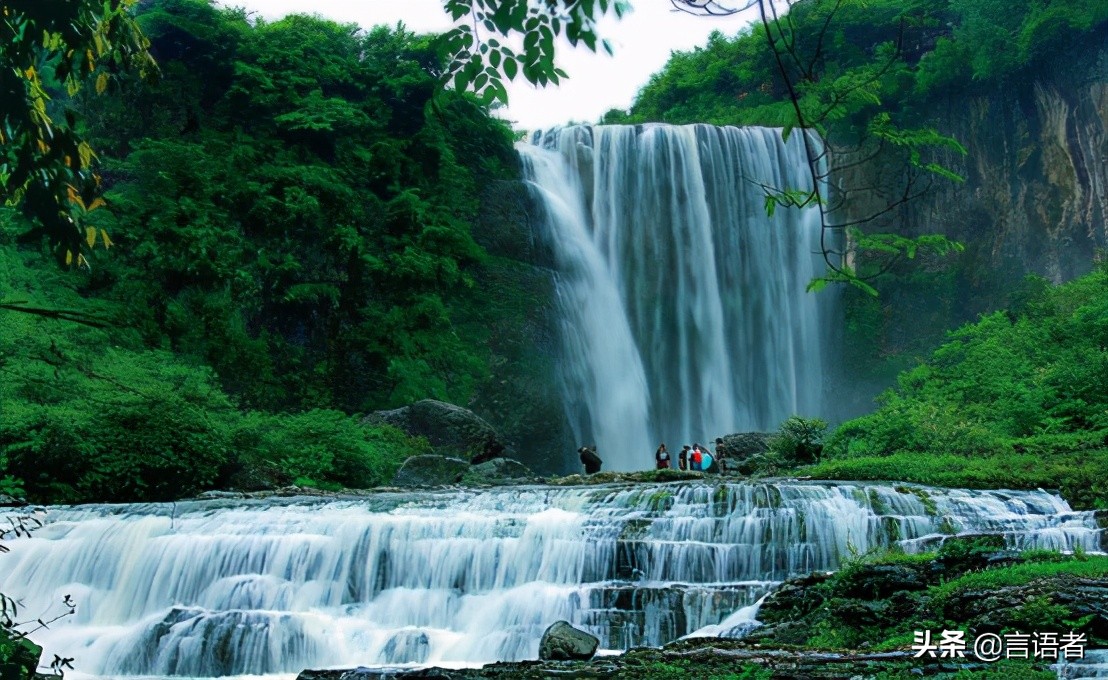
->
[0, 481, 1100, 679]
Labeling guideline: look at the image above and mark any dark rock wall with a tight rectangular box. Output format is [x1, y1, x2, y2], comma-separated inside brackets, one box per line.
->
[923, 70, 1107, 284]
[845, 43, 1108, 286]
[469, 178, 575, 475]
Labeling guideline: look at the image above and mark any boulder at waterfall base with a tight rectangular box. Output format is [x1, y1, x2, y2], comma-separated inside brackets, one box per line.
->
[391, 455, 469, 487]
[460, 457, 535, 485]
[538, 621, 599, 661]
[721, 432, 769, 457]
[719, 432, 774, 474]
[363, 400, 507, 463]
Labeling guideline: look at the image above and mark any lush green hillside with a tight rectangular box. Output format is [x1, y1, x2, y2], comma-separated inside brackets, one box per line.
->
[86, 1, 519, 412]
[809, 265, 1108, 510]
[614, 0, 1108, 127]
[0, 0, 534, 503]
[0, 237, 436, 502]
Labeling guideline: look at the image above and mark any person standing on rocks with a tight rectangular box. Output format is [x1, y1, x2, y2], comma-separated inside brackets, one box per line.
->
[690, 444, 704, 471]
[654, 443, 670, 470]
[678, 445, 690, 470]
[578, 446, 602, 474]
[714, 437, 728, 473]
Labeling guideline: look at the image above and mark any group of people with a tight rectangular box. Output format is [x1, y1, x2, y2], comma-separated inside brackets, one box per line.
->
[654, 439, 728, 473]
[576, 439, 730, 475]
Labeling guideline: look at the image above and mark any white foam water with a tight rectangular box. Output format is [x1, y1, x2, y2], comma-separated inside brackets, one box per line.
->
[0, 482, 1100, 678]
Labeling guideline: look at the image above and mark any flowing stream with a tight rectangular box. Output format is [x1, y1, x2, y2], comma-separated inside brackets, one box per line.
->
[1, 482, 1100, 679]
[519, 125, 836, 471]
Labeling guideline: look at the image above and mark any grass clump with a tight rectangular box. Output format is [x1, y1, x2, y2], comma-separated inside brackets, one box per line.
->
[929, 555, 1108, 603]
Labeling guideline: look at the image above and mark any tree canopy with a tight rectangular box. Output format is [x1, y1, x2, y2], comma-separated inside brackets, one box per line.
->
[1, 0, 155, 263]
[1, 0, 534, 505]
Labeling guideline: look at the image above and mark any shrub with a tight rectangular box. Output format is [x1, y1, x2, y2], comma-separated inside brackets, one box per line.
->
[227, 410, 428, 490]
[0, 475, 23, 500]
[770, 415, 828, 464]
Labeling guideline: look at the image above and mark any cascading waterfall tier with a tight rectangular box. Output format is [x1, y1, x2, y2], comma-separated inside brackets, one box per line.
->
[0, 482, 1101, 679]
[519, 124, 835, 471]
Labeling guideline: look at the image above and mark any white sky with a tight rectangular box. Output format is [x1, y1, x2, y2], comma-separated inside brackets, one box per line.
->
[218, 0, 760, 130]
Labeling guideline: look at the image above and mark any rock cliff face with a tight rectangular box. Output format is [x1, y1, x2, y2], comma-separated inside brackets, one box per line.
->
[469, 179, 574, 475]
[828, 41, 1107, 412]
[849, 45, 1107, 285]
[927, 65, 1106, 283]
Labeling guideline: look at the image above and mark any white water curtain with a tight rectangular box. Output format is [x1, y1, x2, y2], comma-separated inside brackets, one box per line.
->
[519, 125, 834, 471]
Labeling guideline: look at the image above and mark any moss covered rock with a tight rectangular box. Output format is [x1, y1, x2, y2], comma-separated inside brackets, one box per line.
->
[538, 621, 598, 661]
[391, 455, 469, 488]
[365, 400, 507, 463]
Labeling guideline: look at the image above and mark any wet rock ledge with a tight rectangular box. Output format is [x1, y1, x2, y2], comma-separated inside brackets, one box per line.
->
[298, 536, 1108, 680]
[294, 645, 1048, 680]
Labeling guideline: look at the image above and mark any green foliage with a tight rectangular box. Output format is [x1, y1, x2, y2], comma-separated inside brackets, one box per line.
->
[770, 415, 828, 464]
[0, 240, 430, 503]
[1006, 596, 1076, 633]
[808, 231, 966, 297]
[0, 0, 156, 263]
[0, 476, 24, 499]
[929, 556, 1108, 603]
[0, 345, 232, 504]
[916, 0, 1108, 93]
[74, 2, 518, 414]
[627, 0, 1108, 126]
[438, 0, 630, 106]
[0, 243, 229, 502]
[0, 627, 42, 680]
[616, 658, 771, 680]
[936, 534, 1007, 569]
[228, 410, 428, 491]
[812, 267, 1108, 509]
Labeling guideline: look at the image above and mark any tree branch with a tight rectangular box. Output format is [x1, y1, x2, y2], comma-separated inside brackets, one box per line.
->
[0, 301, 110, 328]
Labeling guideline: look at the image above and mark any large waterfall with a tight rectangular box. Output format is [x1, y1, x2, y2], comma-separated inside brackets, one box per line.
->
[519, 125, 834, 471]
[1, 483, 1100, 678]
